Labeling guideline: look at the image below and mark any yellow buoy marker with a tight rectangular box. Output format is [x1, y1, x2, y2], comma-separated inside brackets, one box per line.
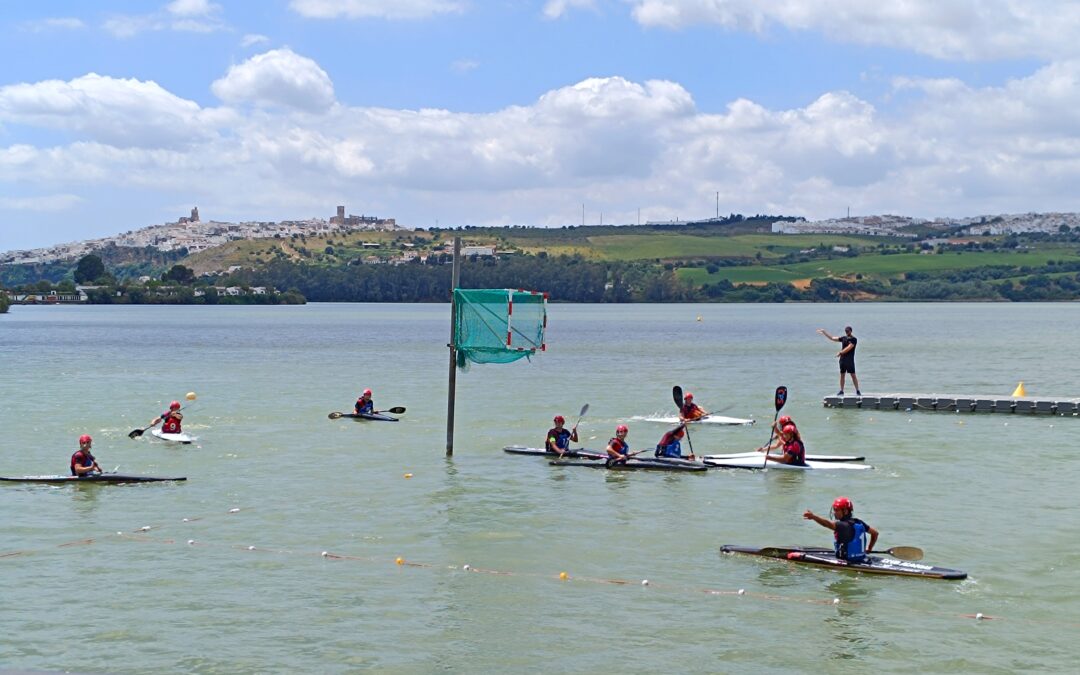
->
[396, 557, 404, 565]
[404, 473, 413, 479]
[696, 315, 702, 322]
[186, 391, 197, 401]
[1012, 381, 1026, 397]
[559, 571, 568, 581]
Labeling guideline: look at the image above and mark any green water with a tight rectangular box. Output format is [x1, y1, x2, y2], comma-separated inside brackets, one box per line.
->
[1, 303, 1078, 673]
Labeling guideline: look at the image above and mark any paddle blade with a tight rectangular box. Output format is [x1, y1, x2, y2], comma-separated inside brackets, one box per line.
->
[885, 546, 924, 561]
[774, 386, 788, 411]
[328, 412, 343, 420]
[672, 386, 684, 408]
[578, 403, 589, 418]
[128, 429, 144, 439]
[384, 407, 407, 414]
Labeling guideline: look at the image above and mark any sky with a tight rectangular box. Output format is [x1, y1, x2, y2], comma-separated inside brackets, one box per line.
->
[2, 0, 1080, 251]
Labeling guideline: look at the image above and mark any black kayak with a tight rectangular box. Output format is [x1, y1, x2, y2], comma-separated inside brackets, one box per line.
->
[720, 545, 967, 580]
[550, 459, 707, 472]
[503, 445, 606, 460]
[335, 412, 399, 422]
[0, 473, 187, 484]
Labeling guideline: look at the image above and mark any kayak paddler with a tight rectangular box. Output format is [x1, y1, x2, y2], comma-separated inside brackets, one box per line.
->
[654, 424, 694, 460]
[151, 401, 184, 435]
[606, 424, 631, 463]
[771, 414, 794, 438]
[804, 497, 879, 562]
[70, 435, 102, 477]
[545, 415, 579, 457]
[678, 392, 708, 422]
[757, 423, 806, 466]
[355, 389, 374, 415]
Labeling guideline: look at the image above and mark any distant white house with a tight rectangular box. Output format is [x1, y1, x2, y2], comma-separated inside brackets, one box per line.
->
[461, 245, 496, 257]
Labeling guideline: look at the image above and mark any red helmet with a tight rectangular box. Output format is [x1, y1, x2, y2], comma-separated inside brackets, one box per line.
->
[553, 415, 565, 425]
[79, 434, 92, 444]
[673, 427, 685, 438]
[832, 496, 853, 512]
[363, 389, 372, 397]
[781, 424, 797, 436]
[615, 424, 629, 434]
[169, 401, 181, 410]
[684, 393, 694, 401]
[778, 415, 792, 426]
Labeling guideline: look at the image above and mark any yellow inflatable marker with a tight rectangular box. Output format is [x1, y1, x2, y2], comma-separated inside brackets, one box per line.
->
[1011, 381, 1026, 397]
[186, 392, 197, 401]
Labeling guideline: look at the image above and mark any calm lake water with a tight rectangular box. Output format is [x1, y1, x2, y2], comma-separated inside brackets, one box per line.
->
[1, 302, 1078, 673]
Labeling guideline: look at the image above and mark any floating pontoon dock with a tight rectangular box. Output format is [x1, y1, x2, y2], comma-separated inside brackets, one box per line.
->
[823, 394, 1080, 416]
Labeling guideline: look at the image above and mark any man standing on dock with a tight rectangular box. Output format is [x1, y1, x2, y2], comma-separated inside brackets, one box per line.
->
[818, 326, 861, 396]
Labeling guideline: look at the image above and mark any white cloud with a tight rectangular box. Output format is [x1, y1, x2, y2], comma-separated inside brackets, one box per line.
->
[542, 0, 597, 20]
[0, 194, 83, 211]
[10, 61, 1080, 235]
[289, 0, 466, 20]
[0, 74, 231, 149]
[627, 0, 1080, 61]
[211, 49, 336, 112]
[103, 0, 225, 38]
[450, 59, 479, 74]
[242, 33, 270, 47]
[20, 17, 85, 33]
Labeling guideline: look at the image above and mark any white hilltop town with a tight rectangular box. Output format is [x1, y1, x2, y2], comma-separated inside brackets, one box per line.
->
[4, 208, 1080, 266]
[0, 205, 402, 265]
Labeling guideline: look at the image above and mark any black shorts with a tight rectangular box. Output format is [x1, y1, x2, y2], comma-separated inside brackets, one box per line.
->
[839, 359, 856, 374]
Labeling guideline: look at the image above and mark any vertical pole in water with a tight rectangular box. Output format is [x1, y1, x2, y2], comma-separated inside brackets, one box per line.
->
[446, 236, 461, 456]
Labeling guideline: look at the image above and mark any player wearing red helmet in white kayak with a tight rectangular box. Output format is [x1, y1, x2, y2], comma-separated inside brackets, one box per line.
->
[757, 423, 806, 466]
[804, 497, 879, 562]
[544, 415, 580, 457]
[678, 392, 709, 422]
[149, 401, 184, 435]
[606, 425, 631, 461]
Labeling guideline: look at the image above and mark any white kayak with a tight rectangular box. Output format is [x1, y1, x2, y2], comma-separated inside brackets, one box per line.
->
[150, 429, 195, 444]
[703, 455, 871, 471]
[704, 452, 865, 463]
[632, 415, 755, 426]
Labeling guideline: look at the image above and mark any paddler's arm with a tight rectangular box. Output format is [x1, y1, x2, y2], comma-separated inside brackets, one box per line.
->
[569, 427, 579, 443]
[803, 510, 836, 530]
[817, 328, 837, 341]
[865, 525, 880, 552]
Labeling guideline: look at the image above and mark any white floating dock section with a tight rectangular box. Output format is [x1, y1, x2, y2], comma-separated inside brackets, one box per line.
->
[823, 393, 1080, 416]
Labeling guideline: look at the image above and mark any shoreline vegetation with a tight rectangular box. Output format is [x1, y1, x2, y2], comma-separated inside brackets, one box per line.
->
[5, 216, 1080, 303]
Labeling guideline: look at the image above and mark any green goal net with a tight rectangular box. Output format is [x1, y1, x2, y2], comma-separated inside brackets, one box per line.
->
[453, 288, 548, 368]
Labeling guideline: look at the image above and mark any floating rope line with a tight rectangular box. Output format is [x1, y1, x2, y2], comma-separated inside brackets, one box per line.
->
[0, 505, 1049, 627]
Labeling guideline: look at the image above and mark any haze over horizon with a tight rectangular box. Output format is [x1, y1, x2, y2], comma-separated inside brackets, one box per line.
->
[3, 0, 1080, 252]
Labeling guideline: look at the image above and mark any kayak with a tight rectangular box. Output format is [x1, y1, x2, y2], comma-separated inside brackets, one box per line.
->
[632, 415, 755, 426]
[720, 545, 967, 580]
[704, 451, 865, 463]
[503, 446, 605, 460]
[150, 429, 195, 444]
[703, 456, 872, 471]
[0, 473, 187, 484]
[549, 459, 707, 472]
[338, 412, 399, 422]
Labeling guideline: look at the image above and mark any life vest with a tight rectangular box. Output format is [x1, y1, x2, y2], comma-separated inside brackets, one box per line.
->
[783, 438, 806, 465]
[70, 450, 95, 476]
[608, 437, 629, 457]
[547, 427, 572, 451]
[355, 398, 373, 414]
[655, 438, 683, 458]
[681, 403, 703, 420]
[834, 517, 870, 561]
[161, 412, 182, 434]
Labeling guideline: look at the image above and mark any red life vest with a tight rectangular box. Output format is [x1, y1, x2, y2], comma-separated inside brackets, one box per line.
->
[162, 412, 182, 434]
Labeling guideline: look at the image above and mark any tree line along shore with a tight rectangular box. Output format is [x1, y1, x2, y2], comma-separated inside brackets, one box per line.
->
[5, 216, 1080, 304]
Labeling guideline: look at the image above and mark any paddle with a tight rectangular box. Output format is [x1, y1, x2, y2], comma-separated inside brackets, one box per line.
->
[329, 406, 406, 420]
[759, 545, 923, 562]
[555, 403, 588, 457]
[671, 386, 697, 459]
[760, 386, 788, 468]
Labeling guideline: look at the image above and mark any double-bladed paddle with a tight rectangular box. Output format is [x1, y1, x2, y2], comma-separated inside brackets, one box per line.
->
[328, 407, 407, 420]
[672, 386, 696, 459]
[760, 386, 788, 468]
[759, 545, 923, 562]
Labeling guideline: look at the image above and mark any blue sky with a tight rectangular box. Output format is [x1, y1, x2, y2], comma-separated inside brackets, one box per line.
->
[1, 0, 1077, 251]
